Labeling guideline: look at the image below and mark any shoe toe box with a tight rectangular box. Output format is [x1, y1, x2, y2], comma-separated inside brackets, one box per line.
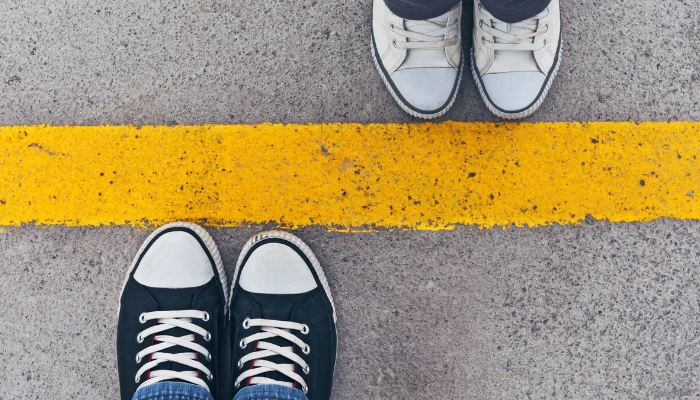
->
[134, 230, 215, 288]
[390, 68, 458, 113]
[239, 242, 318, 294]
[481, 71, 547, 112]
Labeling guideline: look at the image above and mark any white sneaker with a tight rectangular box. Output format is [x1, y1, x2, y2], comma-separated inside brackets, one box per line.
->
[471, 0, 561, 119]
[371, 0, 462, 119]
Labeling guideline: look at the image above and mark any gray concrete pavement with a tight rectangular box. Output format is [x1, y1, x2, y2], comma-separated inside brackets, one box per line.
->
[1, 221, 699, 399]
[0, 0, 698, 125]
[2, 0, 700, 399]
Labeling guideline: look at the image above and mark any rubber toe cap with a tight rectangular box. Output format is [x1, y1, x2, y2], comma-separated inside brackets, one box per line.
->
[390, 67, 457, 112]
[134, 231, 214, 288]
[481, 71, 546, 112]
[239, 243, 318, 294]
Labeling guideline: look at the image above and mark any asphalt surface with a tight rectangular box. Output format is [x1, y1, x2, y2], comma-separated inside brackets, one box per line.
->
[1, 222, 699, 399]
[0, 0, 698, 125]
[1, 0, 700, 399]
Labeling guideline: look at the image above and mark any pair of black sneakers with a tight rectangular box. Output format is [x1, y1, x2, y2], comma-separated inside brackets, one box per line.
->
[117, 223, 337, 400]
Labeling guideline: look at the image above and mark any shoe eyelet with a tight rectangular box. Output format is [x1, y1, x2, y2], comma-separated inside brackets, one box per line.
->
[240, 339, 247, 349]
[139, 313, 147, 324]
[478, 2, 483, 10]
[136, 334, 144, 344]
[543, 39, 547, 45]
[242, 318, 250, 329]
[302, 386, 309, 394]
[392, 39, 397, 48]
[135, 355, 142, 363]
[301, 324, 310, 335]
[303, 365, 310, 374]
[202, 312, 210, 322]
[389, 23, 395, 30]
[208, 373, 214, 381]
[479, 19, 484, 27]
[204, 332, 211, 342]
[302, 344, 311, 355]
[235, 381, 241, 389]
[237, 360, 244, 369]
[135, 375, 141, 384]
[206, 353, 212, 362]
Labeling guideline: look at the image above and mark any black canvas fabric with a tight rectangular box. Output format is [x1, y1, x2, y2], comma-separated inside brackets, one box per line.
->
[385, 0, 550, 22]
[116, 227, 227, 400]
[229, 239, 337, 400]
[385, 0, 461, 20]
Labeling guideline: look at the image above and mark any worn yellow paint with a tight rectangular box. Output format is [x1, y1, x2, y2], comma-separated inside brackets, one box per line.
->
[0, 122, 698, 230]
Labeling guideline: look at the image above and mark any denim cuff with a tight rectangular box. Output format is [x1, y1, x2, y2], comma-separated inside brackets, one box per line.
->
[132, 382, 213, 400]
[234, 384, 309, 400]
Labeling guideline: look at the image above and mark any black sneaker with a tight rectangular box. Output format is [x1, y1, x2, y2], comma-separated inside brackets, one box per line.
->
[229, 231, 337, 399]
[117, 222, 228, 400]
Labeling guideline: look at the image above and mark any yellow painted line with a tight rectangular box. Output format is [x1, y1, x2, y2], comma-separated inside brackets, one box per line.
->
[0, 122, 698, 230]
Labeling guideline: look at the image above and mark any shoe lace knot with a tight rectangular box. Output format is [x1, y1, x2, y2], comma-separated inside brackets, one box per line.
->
[134, 310, 213, 391]
[235, 318, 312, 395]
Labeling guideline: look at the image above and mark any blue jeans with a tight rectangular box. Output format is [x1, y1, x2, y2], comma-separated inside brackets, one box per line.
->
[132, 382, 310, 400]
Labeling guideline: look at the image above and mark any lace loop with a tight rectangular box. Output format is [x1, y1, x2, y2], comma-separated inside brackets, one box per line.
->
[478, 5, 549, 51]
[235, 318, 311, 394]
[134, 310, 212, 392]
[391, 12, 459, 50]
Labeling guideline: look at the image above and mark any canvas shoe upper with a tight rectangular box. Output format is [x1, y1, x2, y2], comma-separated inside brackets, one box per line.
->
[471, 0, 562, 119]
[117, 222, 228, 400]
[229, 231, 337, 400]
[372, 0, 462, 119]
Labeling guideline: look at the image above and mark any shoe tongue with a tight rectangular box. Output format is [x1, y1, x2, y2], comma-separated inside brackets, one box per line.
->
[144, 286, 206, 380]
[245, 292, 309, 388]
[492, 19, 536, 43]
[404, 18, 447, 35]
[488, 18, 540, 73]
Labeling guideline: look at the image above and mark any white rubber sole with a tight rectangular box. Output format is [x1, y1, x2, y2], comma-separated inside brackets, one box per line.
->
[371, 37, 463, 120]
[118, 222, 229, 315]
[471, 42, 562, 120]
[228, 230, 337, 323]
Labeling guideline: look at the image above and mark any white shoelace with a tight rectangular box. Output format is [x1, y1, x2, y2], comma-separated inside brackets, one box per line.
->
[235, 318, 311, 394]
[391, 14, 459, 50]
[478, 4, 549, 51]
[135, 310, 213, 391]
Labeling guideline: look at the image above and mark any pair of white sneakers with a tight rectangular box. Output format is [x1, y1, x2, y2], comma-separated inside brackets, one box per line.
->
[372, 0, 561, 119]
